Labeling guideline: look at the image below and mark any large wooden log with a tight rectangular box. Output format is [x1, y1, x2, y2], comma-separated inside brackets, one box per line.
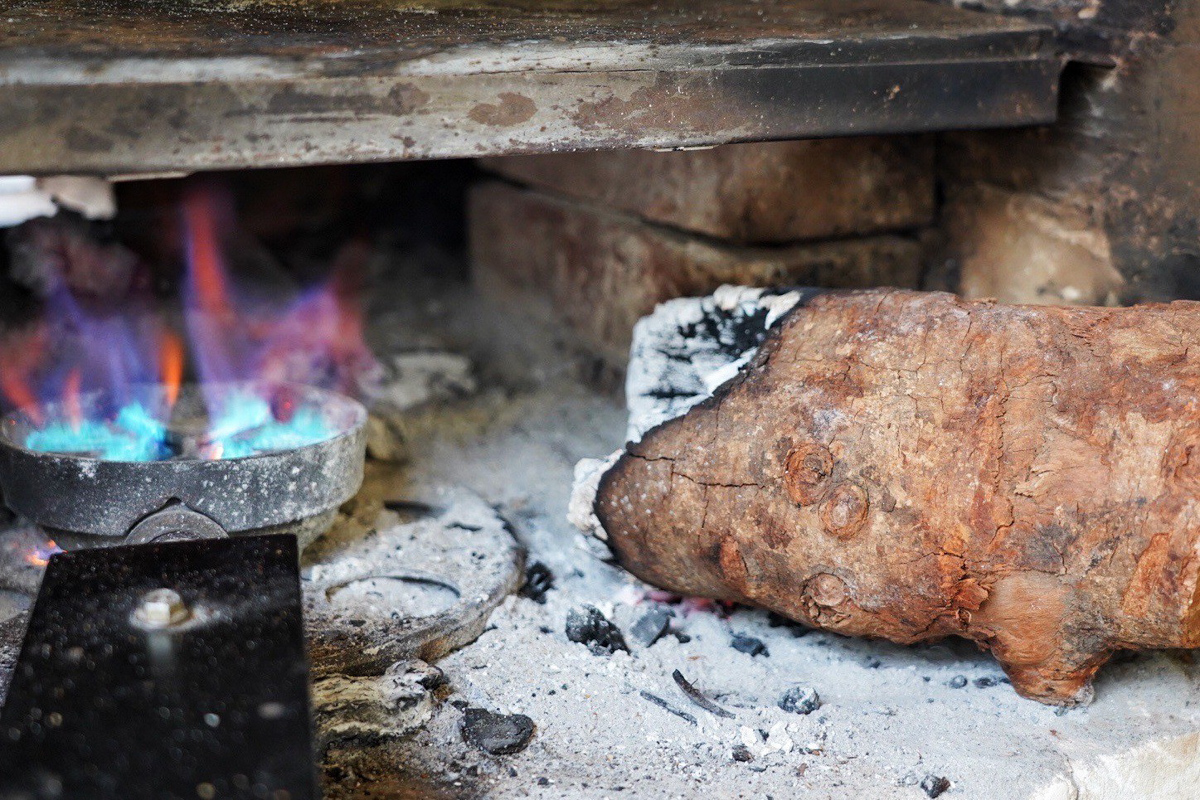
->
[596, 289, 1200, 704]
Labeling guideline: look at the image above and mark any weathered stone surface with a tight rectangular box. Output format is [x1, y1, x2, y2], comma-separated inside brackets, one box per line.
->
[469, 182, 922, 365]
[944, 183, 1123, 305]
[481, 137, 935, 243]
[596, 289, 1200, 704]
[935, 3, 1200, 304]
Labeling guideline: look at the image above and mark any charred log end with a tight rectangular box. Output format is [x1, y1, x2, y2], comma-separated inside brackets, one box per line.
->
[596, 450, 746, 604]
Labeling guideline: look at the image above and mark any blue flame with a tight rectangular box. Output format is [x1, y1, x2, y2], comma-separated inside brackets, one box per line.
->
[25, 401, 168, 461]
[205, 388, 336, 458]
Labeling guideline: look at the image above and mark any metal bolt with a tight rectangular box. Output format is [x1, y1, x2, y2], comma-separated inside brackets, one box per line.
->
[133, 588, 190, 629]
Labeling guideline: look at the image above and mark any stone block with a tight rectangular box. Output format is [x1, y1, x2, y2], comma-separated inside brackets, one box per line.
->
[944, 183, 1123, 305]
[480, 137, 934, 244]
[469, 181, 923, 365]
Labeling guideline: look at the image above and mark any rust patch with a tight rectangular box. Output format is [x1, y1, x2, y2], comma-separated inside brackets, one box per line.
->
[718, 536, 748, 591]
[387, 83, 430, 113]
[468, 93, 536, 127]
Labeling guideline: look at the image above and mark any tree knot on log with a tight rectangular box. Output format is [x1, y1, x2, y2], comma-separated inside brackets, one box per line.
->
[819, 483, 870, 539]
[784, 442, 833, 506]
[802, 572, 852, 624]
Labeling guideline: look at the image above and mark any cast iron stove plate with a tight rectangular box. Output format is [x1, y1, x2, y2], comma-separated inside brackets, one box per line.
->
[0, 535, 318, 800]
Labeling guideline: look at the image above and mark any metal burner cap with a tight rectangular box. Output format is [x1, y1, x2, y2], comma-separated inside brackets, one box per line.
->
[0, 383, 367, 540]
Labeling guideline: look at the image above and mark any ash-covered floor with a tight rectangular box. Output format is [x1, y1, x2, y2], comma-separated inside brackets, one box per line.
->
[316, 277, 1200, 799]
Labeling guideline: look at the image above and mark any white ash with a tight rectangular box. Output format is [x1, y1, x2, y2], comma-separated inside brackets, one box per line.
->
[365, 350, 478, 461]
[0, 176, 115, 229]
[624, 284, 808, 443]
[569, 285, 811, 543]
[373, 351, 477, 412]
[566, 451, 619, 542]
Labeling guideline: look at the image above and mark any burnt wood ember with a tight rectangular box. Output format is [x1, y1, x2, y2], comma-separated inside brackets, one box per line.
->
[565, 605, 628, 656]
[638, 690, 697, 726]
[630, 605, 674, 647]
[0, 0, 1058, 173]
[730, 633, 769, 657]
[779, 686, 821, 715]
[921, 775, 952, 798]
[596, 289, 1200, 704]
[518, 562, 555, 604]
[460, 708, 535, 755]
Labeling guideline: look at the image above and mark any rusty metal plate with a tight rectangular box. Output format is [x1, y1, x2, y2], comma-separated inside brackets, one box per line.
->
[0, 0, 1060, 173]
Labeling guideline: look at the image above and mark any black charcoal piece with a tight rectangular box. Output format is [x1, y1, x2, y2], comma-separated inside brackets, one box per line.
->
[731, 745, 754, 763]
[767, 612, 810, 637]
[631, 605, 674, 647]
[948, 675, 968, 689]
[565, 605, 628, 655]
[921, 775, 951, 798]
[779, 686, 821, 715]
[672, 669, 735, 719]
[0, 535, 317, 800]
[519, 562, 555, 604]
[974, 676, 998, 688]
[731, 633, 769, 657]
[461, 708, 535, 755]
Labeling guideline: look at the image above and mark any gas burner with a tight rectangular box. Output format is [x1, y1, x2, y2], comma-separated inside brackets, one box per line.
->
[0, 382, 366, 549]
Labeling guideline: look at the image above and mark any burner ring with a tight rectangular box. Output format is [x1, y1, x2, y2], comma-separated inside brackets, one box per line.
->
[0, 383, 366, 542]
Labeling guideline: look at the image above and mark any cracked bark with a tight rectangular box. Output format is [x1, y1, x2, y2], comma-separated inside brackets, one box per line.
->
[596, 289, 1200, 704]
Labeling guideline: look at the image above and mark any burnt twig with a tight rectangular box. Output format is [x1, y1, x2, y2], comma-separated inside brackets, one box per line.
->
[639, 690, 696, 726]
[672, 669, 734, 719]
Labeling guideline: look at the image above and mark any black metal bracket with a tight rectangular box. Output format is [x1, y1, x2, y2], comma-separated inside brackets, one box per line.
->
[0, 535, 319, 800]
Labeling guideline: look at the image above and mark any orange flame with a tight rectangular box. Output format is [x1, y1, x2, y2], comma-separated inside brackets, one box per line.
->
[63, 368, 82, 431]
[0, 326, 48, 425]
[25, 539, 62, 567]
[182, 185, 233, 315]
[160, 329, 184, 408]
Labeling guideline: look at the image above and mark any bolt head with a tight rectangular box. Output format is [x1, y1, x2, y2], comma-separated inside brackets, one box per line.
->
[134, 588, 190, 628]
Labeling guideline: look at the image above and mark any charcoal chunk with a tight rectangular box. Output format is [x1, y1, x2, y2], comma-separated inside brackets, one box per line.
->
[461, 708, 535, 755]
[974, 676, 997, 688]
[731, 633, 768, 657]
[731, 745, 754, 762]
[920, 775, 951, 798]
[947, 675, 968, 689]
[519, 562, 555, 604]
[778, 686, 820, 715]
[565, 605, 629, 655]
[631, 605, 674, 647]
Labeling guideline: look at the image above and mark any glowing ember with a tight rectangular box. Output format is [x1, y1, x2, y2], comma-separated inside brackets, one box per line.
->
[0, 177, 374, 461]
[25, 539, 63, 567]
